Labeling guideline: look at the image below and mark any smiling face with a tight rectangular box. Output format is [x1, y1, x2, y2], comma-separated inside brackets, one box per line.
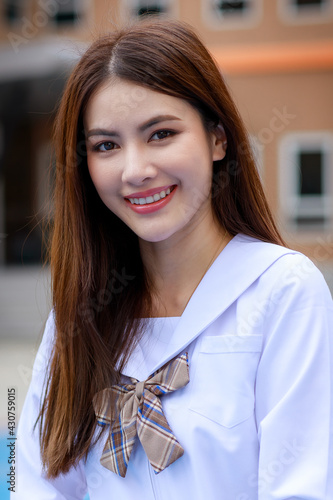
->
[84, 78, 226, 245]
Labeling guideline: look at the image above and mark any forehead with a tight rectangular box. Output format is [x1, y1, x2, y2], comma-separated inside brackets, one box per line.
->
[84, 77, 195, 128]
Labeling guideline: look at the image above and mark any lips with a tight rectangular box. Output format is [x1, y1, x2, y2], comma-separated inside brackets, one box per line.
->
[124, 185, 177, 214]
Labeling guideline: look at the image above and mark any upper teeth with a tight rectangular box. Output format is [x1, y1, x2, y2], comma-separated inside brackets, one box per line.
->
[128, 187, 172, 205]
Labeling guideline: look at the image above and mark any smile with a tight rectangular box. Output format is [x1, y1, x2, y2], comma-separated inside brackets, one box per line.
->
[127, 186, 175, 205]
[125, 185, 177, 214]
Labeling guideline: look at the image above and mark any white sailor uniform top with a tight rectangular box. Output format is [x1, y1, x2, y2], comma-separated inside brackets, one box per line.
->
[12, 234, 333, 500]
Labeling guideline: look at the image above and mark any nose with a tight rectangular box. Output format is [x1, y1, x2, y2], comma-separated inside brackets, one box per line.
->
[121, 144, 157, 185]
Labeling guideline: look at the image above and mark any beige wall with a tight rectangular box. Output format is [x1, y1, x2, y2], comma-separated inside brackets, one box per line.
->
[1, 1, 332, 46]
[227, 70, 333, 208]
[184, 0, 333, 46]
[0, 0, 332, 269]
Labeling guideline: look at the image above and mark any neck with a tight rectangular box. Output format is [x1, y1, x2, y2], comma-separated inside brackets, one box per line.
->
[139, 216, 232, 317]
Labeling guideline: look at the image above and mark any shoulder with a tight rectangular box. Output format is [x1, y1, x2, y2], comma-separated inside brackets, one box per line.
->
[234, 234, 332, 309]
[263, 249, 331, 309]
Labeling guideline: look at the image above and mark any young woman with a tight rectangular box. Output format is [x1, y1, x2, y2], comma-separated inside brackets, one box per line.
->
[14, 18, 333, 499]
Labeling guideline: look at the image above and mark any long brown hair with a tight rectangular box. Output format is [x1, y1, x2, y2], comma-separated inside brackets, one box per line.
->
[39, 17, 284, 478]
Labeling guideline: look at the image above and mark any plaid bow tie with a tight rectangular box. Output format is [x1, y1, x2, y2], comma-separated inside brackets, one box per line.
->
[93, 352, 189, 477]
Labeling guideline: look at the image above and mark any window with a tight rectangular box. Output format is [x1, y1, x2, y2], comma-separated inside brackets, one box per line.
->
[203, 0, 262, 30]
[125, 0, 171, 17]
[292, 0, 326, 8]
[296, 150, 326, 226]
[122, 0, 178, 19]
[278, 0, 333, 24]
[213, 0, 251, 16]
[137, 5, 165, 15]
[3, 0, 24, 24]
[299, 151, 323, 196]
[49, 0, 83, 26]
[279, 133, 333, 231]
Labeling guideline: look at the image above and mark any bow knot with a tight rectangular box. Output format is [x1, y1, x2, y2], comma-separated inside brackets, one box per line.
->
[93, 352, 189, 477]
[135, 380, 145, 401]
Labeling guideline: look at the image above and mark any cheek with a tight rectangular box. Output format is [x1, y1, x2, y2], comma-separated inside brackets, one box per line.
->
[87, 158, 116, 195]
[180, 147, 214, 187]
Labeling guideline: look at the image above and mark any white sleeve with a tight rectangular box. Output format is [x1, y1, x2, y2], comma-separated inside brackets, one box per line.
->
[11, 312, 88, 500]
[255, 254, 333, 500]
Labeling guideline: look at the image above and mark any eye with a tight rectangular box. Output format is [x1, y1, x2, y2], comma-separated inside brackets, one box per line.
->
[150, 130, 176, 141]
[93, 141, 118, 152]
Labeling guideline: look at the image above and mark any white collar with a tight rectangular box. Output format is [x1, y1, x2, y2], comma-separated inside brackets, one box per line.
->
[122, 234, 296, 380]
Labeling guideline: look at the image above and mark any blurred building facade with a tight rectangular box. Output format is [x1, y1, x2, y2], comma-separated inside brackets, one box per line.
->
[0, 0, 332, 285]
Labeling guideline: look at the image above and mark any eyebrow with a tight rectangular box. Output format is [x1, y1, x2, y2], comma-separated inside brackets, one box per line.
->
[85, 114, 181, 139]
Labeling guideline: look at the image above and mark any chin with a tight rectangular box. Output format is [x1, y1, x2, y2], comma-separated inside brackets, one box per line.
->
[139, 234, 172, 244]
[137, 227, 179, 244]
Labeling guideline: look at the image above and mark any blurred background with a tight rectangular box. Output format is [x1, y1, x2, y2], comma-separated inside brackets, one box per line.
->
[1, 0, 333, 496]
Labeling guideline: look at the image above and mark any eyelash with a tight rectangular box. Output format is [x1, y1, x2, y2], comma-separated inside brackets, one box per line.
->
[93, 141, 116, 152]
[149, 129, 176, 141]
[92, 129, 176, 153]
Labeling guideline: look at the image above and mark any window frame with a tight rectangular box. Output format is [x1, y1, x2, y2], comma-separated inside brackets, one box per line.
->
[122, 0, 178, 19]
[278, 0, 333, 25]
[48, 0, 88, 28]
[278, 131, 333, 233]
[202, 0, 263, 30]
[3, 0, 27, 25]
